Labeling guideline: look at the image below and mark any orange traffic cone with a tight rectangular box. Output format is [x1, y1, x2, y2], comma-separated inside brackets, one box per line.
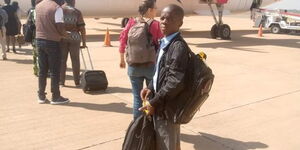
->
[258, 24, 263, 37]
[103, 28, 112, 47]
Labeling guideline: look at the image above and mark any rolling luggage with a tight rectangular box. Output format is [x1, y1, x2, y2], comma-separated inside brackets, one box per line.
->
[80, 47, 108, 93]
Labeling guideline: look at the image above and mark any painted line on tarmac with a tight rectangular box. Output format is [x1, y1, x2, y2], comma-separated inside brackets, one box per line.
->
[195, 89, 300, 119]
[77, 137, 124, 150]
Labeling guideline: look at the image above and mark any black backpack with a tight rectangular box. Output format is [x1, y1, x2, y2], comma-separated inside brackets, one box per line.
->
[122, 115, 156, 150]
[23, 9, 36, 43]
[174, 50, 214, 124]
[165, 39, 214, 124]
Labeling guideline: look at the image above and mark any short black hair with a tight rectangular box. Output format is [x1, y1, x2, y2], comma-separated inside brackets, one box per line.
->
[138, 0, 156, 16]
[11, 1, 19, 11]
[31, 0, 36, 7]
[4, 0, 11, 4]
[166, 4, 184, 21]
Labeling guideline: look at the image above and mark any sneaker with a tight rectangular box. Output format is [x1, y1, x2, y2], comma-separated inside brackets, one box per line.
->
[51, 96, 70, 105]
[38, 97, 49, 104]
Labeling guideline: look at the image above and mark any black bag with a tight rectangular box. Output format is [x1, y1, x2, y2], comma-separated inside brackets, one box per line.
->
[80, 48, 108, 93]
[172, 43, 214, 124]
[23, 21, 35, 43]
[122, 115, 156, 150]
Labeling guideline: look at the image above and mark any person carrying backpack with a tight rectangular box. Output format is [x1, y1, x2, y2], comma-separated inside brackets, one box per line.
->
[139, 4, 188, 150]
[59, 0, 86, 87]
[0, 5, 8, 60]
[119, 0, 163, 120]
[2, 0, 19, 53]
[25, 0, 39, 76]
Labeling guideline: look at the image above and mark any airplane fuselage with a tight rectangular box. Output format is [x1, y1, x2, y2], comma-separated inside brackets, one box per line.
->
[18, 0, 278, 17]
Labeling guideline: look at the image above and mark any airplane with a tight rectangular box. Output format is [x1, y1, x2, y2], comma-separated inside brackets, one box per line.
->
[17, 0, 280, 40]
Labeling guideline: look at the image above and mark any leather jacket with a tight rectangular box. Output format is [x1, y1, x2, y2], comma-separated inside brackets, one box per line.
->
[148, 33, 190, 120]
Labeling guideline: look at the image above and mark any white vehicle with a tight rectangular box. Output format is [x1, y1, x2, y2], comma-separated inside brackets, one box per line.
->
[19, 0, 279, 39]
[253, 9, 300, 34]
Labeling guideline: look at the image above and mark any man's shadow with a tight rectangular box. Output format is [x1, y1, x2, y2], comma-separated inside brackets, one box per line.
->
[63, 102, 132, 114]
[181, 132, 268, 150]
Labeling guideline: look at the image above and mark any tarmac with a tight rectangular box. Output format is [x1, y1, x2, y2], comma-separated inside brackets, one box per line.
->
[0, 14, 300, 150]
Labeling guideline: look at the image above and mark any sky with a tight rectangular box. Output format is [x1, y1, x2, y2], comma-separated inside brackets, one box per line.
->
[266, 0, 300, 9]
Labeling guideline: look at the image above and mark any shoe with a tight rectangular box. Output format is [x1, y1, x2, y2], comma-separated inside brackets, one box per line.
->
[51, 96, 70, 105]
[13, 49, 17, 53]
[6, 49, 9, 52]
[2, 56, 7, 60]
[38, 97, 49, 104]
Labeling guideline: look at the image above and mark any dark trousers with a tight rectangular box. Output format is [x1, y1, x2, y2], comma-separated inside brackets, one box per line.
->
[60, 40, 80, 85]
[154, 116, 181, 150]
[37, 39, 61, 99]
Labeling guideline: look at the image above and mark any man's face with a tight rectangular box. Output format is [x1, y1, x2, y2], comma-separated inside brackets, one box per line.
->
[160, 8, 182, 36]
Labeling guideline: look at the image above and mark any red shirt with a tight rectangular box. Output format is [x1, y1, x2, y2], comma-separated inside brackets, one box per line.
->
[119, 18, 163, 53]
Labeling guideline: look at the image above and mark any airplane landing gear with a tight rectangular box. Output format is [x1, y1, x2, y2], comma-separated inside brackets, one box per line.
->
[208, 2, 231, 40]
[210, 24, 231, 39]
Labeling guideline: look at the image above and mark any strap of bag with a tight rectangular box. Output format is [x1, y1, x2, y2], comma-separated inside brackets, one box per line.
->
[80, 47, 94, 70]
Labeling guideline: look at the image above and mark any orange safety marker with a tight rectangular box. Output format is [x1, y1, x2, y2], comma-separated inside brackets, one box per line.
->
[258, 24, 263, 37]
[103, 28, 112, 47]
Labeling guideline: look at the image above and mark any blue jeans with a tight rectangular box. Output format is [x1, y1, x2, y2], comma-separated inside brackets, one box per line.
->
[128, 64, 155, 120]
[36, 39, 61, 99]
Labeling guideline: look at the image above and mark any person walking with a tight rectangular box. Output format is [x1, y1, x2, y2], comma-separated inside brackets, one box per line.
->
[0, 5, 8, 60]
[119, 0, 163, 120]
[59, 0, 86, 87]
[26, 0, 39, 76]
[11, 1, 23, 49]
[2, 0, 18, 53]
[140, 4, 188, 150]
[35, 0, 69, 104]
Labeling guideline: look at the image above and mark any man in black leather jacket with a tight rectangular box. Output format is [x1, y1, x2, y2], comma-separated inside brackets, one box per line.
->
[140, 4, 189, 150]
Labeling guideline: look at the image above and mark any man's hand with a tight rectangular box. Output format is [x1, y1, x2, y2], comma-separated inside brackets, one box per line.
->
[139, 100, 155, 116]
[120, 53, 126, 68]
[140, 88, 151, 101]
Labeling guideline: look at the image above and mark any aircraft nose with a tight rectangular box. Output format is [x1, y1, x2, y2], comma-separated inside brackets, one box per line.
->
[261, 0, 281, 7]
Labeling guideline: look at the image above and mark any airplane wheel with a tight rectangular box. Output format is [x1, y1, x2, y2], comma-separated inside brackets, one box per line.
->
[210, 24, 219, 39]
[271, 25, 281, 34]
[219, 24, 231, 40]
[121, 18, 129, 28]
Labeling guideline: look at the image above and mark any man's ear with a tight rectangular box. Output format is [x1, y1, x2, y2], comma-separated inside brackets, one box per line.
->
[179, 20, 183, 28]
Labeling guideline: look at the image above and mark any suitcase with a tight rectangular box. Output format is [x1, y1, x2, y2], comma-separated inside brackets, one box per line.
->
[80, 47, 108, 93]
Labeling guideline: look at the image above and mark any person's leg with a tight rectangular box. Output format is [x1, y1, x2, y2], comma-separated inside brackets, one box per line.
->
[46, 40, 69, 104]
[69, 41, 81, 86]
[33, 45, 39, 76]
[37, 40, 49, 102]
[12, 36, 16, 53]
[154, 116, 181, 150]
[129, 75, 144, 119]
[46, 41, 61, 100]
[6, 35, 10, 52]
[59, 41, 69, 86]
[144, 64, 155, 86]
[0, 27, 6, 60]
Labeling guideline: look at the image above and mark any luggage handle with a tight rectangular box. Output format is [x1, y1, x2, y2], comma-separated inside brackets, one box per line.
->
[80, 47, 94, 70]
